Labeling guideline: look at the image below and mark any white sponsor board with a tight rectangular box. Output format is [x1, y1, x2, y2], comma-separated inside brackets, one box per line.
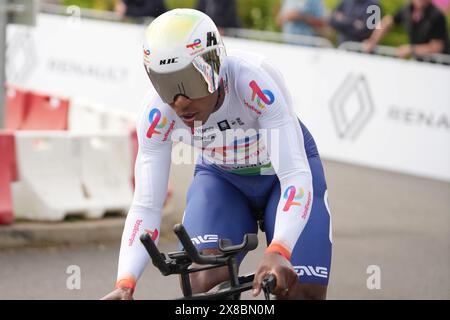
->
[224, 37, 450, 182]
[7, 14, 450, 181]
[7, 14, 149, 112]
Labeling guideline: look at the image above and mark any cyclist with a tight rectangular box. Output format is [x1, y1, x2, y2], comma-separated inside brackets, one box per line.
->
[102, 8, 332, 300]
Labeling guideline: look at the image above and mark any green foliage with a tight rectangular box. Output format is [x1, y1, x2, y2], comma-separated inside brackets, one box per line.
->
[62, 0, 115, 10]
[378, 0, 409, 46]
[236, 0, 279, 31]
[165, 0, 196, 8]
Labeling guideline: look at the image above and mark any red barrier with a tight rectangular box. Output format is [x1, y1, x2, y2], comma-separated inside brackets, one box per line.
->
[5, 86, 28, 130]
[0, 131, 17, 225]
[21, 93, 69, 130]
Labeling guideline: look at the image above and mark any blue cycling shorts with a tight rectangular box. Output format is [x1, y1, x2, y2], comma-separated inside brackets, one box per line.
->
[182, 121, 332, 285]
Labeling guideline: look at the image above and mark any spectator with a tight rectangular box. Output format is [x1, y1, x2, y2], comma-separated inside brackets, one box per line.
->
[277, 0, 327, 37]
[432, 0, 450, 13]
[329, 0, 381, 45]
[115, 0, 166, 20]
[41, 0, 61, 4]
[363, 0, 450, 58]
[195, 0, 240, 34]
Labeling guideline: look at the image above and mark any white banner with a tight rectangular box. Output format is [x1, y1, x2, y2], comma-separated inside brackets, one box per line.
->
[7, 14, 149, 112]
[7, 14, 450, 182]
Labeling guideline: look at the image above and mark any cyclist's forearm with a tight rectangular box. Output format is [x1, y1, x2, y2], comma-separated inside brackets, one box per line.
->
[116, 205, 162, 289]
[268, 170, 313, 260]
[268, 172, 313, 255]
[262, 119, 313, 260]
[115, 151, 170, 288]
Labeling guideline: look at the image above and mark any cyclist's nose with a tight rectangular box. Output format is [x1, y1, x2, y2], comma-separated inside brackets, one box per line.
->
[172, 95, 191, 114]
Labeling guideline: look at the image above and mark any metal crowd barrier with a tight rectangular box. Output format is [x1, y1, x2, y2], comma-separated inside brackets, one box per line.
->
[339, 41, 450, 66]
[225, 27, 334, 48]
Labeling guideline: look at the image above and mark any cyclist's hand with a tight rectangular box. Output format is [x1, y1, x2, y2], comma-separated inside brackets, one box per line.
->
[101, 287, 134, 300]
[252, 252, 298, 298]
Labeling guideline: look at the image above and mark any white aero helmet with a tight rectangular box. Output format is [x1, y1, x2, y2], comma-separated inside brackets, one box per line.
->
[143, 8, 226, 104]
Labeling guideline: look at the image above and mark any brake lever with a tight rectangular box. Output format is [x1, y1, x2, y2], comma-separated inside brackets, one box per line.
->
[140, 233, 171, 275]
[262, 274, 277, 300]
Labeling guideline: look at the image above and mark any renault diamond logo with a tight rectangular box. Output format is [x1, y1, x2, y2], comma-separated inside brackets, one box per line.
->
[330, 73, 375, 140]
[6, 29, 38, 84]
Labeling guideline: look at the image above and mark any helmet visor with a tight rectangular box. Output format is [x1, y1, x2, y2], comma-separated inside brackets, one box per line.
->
[146, 47, 224, 104]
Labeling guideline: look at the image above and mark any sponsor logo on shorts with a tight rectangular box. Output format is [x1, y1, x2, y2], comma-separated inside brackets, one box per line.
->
[294, 266, 329, 279]
[191, 234, 219, 245]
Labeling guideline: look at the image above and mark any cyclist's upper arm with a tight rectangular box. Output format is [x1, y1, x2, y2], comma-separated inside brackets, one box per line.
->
[132, 94, 175, 211]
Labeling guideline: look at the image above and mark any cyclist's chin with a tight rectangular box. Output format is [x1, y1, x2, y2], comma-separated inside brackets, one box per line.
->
[194, 113, 209, 126]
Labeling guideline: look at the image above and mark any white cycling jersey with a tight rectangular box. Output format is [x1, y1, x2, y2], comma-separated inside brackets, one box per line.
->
[116, 51, 313, 289]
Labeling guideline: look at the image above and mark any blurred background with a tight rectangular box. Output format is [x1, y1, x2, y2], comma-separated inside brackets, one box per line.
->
[58, 0, 450, 46]
[0, 0, 449, 300]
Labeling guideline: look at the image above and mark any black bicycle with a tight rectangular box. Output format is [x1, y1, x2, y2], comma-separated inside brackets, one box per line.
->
[140, 223, 276, 300]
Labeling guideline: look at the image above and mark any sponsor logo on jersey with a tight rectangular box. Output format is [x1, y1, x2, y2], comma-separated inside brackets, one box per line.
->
[230, 117, 244, 126]
[147, 108, 168, 139]
[302, 191, 312, 219]
[217, 120, 231, 131]
[194, 126, 214, 135]
[191, 234, 219, 245]
[201, 134, 260, 159]
[243, 99, 262, 115]
[194, 133, 216, 142]
[162, 120, 176, 142]
[249, 80, 275, 109]
[294, 266, 329, 278]
[128, 219, 143, 246]
[282, 186, 304, 212]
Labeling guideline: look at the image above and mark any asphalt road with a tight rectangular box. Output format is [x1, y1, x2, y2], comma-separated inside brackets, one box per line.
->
[0, 160, 449, 300]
